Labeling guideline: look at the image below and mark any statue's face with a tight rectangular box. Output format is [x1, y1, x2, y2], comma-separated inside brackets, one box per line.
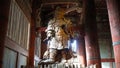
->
[47, 30, 55, 37]
[47, 31, 52, 37]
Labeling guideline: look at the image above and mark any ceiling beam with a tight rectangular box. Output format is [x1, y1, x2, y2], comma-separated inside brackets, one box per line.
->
[41, 2, 78, 6]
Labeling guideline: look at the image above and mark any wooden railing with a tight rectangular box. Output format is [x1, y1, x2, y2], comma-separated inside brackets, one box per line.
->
[21, 63, 96, 68]
[38, 63, 96, 68]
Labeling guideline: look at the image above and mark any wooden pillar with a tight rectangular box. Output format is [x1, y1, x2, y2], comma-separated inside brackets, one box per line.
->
[28, 13, 36, 67]
[0, 0, 11, 68]
[77, 25, 87, 67]
[83, 0, 101, 68]
[106, 0, 120, 68]
[28, 1, 36, 66]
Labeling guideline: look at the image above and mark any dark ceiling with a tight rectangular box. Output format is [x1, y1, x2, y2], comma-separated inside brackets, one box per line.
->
[32, 0, 111, 39]
[34, 0, 109, 28]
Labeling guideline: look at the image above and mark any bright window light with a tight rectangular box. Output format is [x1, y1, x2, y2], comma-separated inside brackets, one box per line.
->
[71, 40, 77, 52]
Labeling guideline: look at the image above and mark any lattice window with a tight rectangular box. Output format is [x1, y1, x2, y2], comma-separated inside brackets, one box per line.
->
[7, 0, 30, 50]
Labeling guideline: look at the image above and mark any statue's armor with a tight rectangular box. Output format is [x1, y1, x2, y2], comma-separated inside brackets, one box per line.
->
[46, 18, 73, 50]
[47, 37, 58, 49]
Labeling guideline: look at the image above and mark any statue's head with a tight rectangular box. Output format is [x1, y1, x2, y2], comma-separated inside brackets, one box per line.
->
[54, 7, 65, 18]
[46, 29, 55, 37]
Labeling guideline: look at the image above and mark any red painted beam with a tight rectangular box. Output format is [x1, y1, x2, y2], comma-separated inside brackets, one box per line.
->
[101, 58, 115, 62]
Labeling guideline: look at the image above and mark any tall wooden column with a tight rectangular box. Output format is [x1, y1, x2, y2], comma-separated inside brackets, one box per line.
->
[83, 0, 101, 68]
[77, 25, 87, 67]
[0, 0, 11, 68]
[106, 0, 120, 68]
[28, 1, 36, 66]
[28, 13, 36, 67]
